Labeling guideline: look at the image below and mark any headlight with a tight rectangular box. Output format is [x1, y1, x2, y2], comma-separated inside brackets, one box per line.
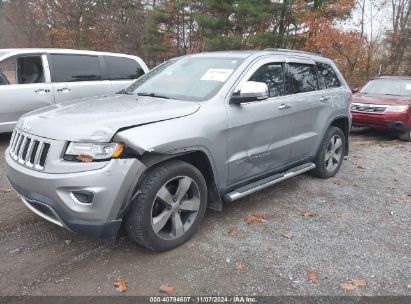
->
[386, 105, 409, 113]
[64, 142, 124, 162]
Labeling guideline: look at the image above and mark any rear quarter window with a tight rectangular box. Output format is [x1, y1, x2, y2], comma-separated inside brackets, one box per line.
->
[317, 62, 341, 89]
[51, 54, 102, 82]
[105, 56, 145, 80]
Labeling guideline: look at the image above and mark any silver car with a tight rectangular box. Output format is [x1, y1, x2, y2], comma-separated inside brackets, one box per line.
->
[5, 49, 352, 251]
[0, 48, 148, 133]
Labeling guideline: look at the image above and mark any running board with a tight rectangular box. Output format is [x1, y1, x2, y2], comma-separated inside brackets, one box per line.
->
[224, 163, 316, 203]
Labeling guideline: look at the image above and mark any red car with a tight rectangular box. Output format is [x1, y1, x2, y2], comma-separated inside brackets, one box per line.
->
[351, 76, 411, 141]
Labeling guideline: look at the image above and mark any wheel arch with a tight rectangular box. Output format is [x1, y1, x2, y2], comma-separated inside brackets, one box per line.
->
[137, 147, 223, 211]
[329, 115, 350, 156]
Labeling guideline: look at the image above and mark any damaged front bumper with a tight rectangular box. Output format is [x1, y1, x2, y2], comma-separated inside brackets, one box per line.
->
[6, 150, 146, 239]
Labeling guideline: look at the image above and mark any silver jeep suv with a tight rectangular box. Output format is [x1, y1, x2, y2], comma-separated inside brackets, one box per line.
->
[6, 49, 352, 251]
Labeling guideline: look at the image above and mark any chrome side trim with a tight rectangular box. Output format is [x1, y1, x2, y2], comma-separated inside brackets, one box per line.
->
[224, 163, 316, 202]
[20, 196, 64, 227]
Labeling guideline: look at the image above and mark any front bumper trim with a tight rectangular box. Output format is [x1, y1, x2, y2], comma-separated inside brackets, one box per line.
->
[20, 196, 65, 228]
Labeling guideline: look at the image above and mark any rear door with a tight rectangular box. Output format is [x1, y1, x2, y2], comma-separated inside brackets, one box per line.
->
[226, 58, 295, 185]
[0, 53, 54, 132]
[286, 59, 334, 162]
[49, 53, 112, 103]
[103, 55, 146, 92]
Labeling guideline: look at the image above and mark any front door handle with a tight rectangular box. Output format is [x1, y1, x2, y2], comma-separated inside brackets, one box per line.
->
[35, 89, 51, 94]
[57, 88, 71, 93]
[320, 96, 330, 102]
[278, 103, 292, 110]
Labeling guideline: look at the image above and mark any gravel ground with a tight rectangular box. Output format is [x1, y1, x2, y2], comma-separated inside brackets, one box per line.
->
[0, 128, 410, 296]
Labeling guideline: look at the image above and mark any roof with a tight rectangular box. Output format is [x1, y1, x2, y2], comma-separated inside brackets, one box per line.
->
[0, 48, 144, 58]
[189, 48, 328, 62]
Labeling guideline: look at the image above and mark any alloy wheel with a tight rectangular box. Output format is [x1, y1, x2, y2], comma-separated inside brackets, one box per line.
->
[150, 176, 200, 240]
[325, 135, 343, 173]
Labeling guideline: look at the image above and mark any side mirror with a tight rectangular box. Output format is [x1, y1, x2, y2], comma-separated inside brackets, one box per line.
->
[352, 87, 359, 94]
[230, 81, 269, 104]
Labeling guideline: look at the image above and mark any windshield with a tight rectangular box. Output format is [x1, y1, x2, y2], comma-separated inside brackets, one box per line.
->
[361, 79, 411, 97]
[125, 56, 245, 101]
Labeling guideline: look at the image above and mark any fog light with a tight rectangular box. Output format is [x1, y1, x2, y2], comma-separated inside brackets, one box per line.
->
[70, 191, 94, 205]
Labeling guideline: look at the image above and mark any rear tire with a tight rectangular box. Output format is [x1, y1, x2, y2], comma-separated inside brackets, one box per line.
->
[312, 126, 346, 179]
[399, 130, 411, 142]
[125, 160, 207, 251]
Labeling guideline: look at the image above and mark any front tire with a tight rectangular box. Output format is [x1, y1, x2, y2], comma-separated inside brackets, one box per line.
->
[312, 126, 346, 179]
[399, 130, 411, 142]
[125, 160, 207, 251]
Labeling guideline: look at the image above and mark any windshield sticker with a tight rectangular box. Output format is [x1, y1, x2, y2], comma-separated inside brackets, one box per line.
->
[406, 84, 411, 90]
[201, 69, 234, 82]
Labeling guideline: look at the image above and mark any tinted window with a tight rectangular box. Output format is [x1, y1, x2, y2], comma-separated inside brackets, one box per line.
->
[105, 56, 145, 80]
[51, 54, 102, 82]
[249, 63, 285, 97]
[287, 63, 318, 93]
[317, 62, 341, 89]
[0, 56, 44, 84]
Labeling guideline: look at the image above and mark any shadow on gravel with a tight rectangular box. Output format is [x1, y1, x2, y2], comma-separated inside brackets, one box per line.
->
[350, 127, 400, 142]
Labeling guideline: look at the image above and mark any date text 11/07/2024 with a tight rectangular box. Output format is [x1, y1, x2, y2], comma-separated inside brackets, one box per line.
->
[149, 296, 258, 303]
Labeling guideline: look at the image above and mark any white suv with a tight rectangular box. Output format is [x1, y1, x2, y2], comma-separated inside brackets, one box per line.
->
[0, 48, 149, 133]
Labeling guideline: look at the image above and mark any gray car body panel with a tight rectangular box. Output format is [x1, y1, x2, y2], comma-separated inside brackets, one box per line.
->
[5, 50, 351, 239]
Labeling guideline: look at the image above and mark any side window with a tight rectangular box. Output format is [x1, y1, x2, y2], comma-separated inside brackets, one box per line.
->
[105, 56, 145, 80]
[317, 62, 341, 89]
[249, 63, 285, 97]
[0, 56, 44, 85]
[287, 63, 318, 94]
[51, 54, 102, 82]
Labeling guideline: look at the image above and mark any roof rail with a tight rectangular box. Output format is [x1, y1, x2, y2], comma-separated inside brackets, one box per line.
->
[263, 48, 322, 57]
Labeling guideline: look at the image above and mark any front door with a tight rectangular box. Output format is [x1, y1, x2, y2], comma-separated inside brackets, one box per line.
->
[226, 59, 295, 185]
[0, 54, 54, 132]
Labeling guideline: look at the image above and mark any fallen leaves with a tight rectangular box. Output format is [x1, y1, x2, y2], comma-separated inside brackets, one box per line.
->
[407, 192, 411, 197]
[76, 154, 93, 163]
[113, 279, 128, 292]
[307, 271, 319, 284]
[282, 233, 293, 239]
[1, 188, 13, 193]
[159, 283, 176, 295]
[395, 198, 409, 205]
[302, 211, 315, 218]
[333, 180, 342, 186]
[228, 228, 238, 236]
[340, 279, 367, 291]
[245, 214, 268, 224]
[357, 165, 366, 170]
[363, 208, 372, 213]
[235, 262, 246, 271]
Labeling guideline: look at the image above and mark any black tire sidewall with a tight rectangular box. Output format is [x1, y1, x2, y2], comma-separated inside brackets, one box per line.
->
[126, 161, 207, 251]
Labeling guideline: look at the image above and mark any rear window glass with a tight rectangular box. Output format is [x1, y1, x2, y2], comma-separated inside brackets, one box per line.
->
[287, 63, 319, 93]
[105, 56, 145, 80]
[317, 62, 341, 89]
[51, 54, 102, 82]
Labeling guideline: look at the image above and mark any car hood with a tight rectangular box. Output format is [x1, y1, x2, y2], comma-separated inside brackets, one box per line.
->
[18, 94, 200, 142]
[352, 93, 411, 105]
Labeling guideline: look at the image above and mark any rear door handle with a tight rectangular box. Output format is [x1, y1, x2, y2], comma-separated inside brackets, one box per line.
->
[35, 89, 51, 94]
[57, 88, 71, 93]
[278, 103, 292, 110]
[320, 96, 330, 102]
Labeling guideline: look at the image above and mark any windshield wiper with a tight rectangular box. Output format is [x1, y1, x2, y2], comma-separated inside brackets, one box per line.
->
[117, 89, 133, 95]
[137, 92, 171, 99]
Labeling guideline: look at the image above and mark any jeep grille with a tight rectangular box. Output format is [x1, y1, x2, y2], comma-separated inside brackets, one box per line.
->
[9, 130, 51, 171]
